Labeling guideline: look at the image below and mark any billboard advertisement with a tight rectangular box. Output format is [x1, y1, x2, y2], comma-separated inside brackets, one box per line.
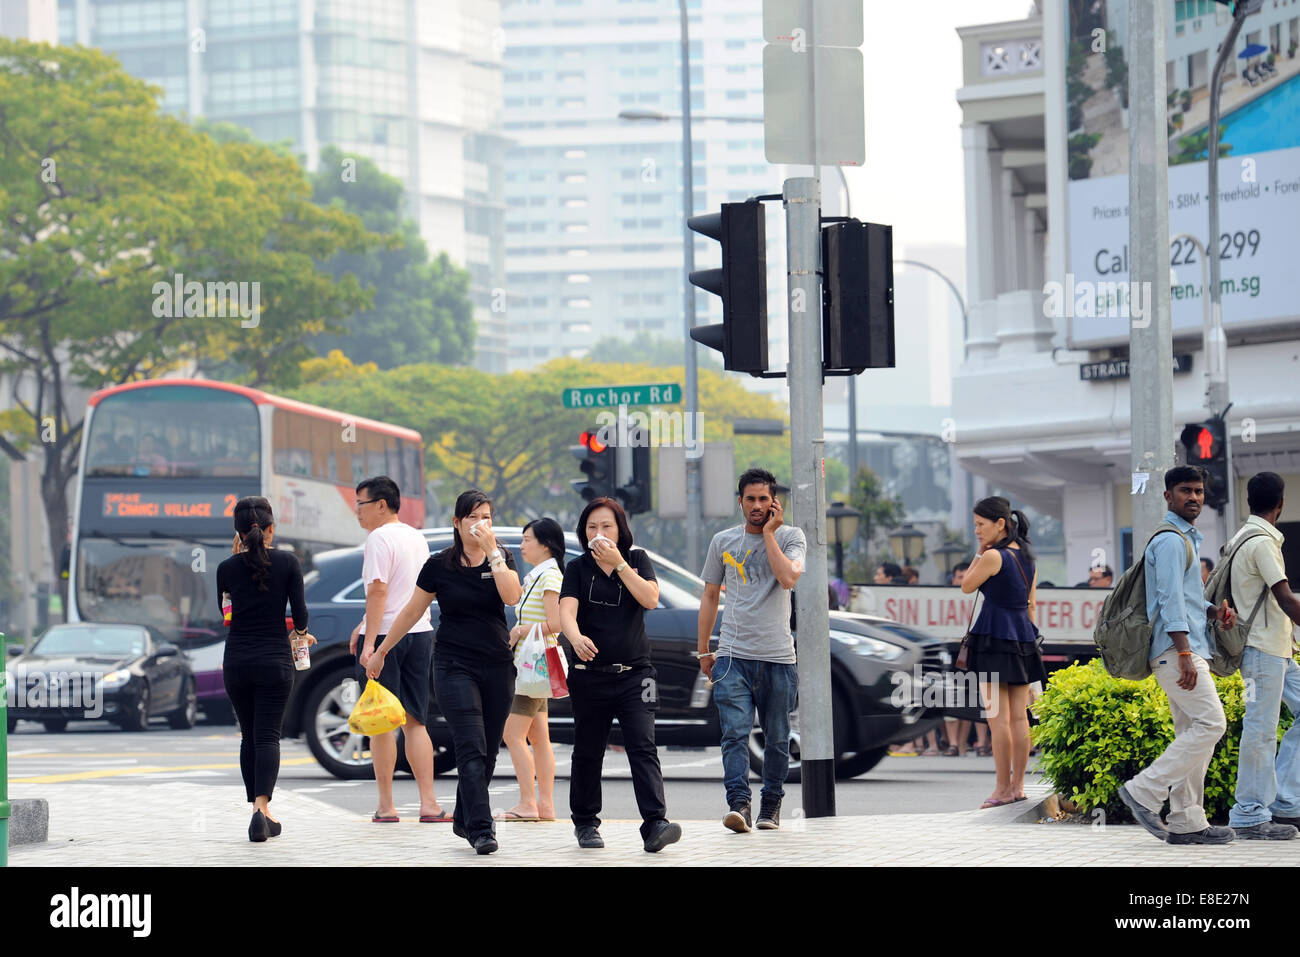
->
[1064, 1, 1300, 348]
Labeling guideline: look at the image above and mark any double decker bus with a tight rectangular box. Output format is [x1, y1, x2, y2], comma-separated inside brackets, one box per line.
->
[68, 380, 425, 719]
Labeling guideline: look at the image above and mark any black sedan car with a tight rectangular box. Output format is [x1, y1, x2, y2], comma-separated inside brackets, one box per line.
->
[279, 529, 948, 781]
[5, 622, 197, 732]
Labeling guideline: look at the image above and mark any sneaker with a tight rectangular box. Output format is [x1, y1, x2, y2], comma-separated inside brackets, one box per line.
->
[1118, 784, 1168, 842]
[473, 834, 499, 855]
[756, 798, 781, 830]
[574, 825, 604, 849]
[1167, 825, 1236, 845]
[643, 819, 683, 853]
[1232, 821, 1298, 840]
[723, 803, 752, 833]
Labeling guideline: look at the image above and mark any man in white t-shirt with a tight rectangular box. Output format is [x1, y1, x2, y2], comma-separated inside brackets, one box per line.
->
[1227, 472, 1300, 839]
[351, 476, 444, 822]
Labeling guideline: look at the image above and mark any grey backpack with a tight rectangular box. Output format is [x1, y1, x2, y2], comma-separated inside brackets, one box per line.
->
[1093, 523, 1193, 681]
[1203, 526, 1271, 677]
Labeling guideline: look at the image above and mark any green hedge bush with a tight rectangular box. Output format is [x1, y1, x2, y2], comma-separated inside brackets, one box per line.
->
[1031, 658, 1294, 823]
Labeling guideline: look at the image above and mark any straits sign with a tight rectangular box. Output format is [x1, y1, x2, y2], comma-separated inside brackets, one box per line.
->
[847, 585, 1108, 648]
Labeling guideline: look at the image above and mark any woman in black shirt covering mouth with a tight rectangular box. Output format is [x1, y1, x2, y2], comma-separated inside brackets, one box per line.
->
[370, 488, 521, 855]
[559, 496, 681, 853]
[216, 496, 314, 843]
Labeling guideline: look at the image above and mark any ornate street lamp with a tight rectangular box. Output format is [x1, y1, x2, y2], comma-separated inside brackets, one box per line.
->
[825, 502, 861, 581]
[888, 524, 926, 567]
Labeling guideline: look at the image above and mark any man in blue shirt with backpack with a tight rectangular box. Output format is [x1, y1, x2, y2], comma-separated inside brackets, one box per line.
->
[1119, 466, 1238, 844]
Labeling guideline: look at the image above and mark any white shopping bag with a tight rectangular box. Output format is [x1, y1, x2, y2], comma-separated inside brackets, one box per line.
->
[513, 622, 551, 699]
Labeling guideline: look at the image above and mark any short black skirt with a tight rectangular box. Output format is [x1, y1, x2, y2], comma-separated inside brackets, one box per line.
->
[963, 633, 1046, 687]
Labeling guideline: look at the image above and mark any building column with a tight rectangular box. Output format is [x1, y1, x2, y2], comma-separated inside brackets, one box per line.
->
[75, 0, 90, 44]
[186, 0, 203, 119]
[299, 0, 318, 172]
[1001, 168, 1020, 291]
[961, 123, 997, 308]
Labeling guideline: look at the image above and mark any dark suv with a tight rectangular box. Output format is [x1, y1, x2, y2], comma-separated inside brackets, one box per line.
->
[280, 529, 948, 781]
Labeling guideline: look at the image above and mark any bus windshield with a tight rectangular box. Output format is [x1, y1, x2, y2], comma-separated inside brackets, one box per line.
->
[86, 386, 260, 479]
[75, 537, 226, 641]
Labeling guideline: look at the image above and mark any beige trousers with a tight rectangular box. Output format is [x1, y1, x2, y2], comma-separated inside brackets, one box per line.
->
[1125, 654, 1227, 834]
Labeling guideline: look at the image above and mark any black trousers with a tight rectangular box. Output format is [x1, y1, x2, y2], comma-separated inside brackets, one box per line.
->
[568, 666, 667, 838]
[223, 658, 294, 803]
[434, 654, 515, 841]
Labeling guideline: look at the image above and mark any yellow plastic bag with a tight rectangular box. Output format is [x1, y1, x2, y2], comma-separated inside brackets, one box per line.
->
[347, 679, 406, 735]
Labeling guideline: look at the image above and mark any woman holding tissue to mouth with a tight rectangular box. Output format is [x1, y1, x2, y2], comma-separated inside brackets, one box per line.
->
[559, 496, 682, 853]
[367, 489, 520, 854]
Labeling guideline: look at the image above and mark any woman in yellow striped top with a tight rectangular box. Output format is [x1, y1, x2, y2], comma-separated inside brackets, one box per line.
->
[500, 518, 566, 821]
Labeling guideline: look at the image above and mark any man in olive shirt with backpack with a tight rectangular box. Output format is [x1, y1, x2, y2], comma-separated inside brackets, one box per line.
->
[1225, 472, 1300, 839]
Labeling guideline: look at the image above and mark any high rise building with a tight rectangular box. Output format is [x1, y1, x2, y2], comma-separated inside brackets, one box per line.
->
[55, 0, 510, 370]
[500, 0, 787, 371]
[0, 0, 56, 40]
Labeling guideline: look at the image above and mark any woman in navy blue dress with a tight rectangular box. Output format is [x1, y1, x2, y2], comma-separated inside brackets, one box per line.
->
[960, 496, 1046, 809]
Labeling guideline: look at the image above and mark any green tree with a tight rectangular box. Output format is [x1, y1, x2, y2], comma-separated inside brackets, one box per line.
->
[307, 146, 475, 368]
[844, 466, 905, 582]
[588, 333, 722, 373]
[0, 39, 369, 591]
[1171, 124, 1232, 167]
[288, 358, 791, 565]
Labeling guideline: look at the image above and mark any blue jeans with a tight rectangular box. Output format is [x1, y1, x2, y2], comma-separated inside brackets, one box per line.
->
[1229, 646, 1300, 827]
[713, 656, 798, 808]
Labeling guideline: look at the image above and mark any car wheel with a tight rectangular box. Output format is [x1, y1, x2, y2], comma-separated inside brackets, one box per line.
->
[122, 684, 151, 732]
[747, 685, 854, 784]
[304, 669, 457, 780]
[167, 678, 198, 730]
[304, 669, 375, 780]
[43, 718, 68, 733]
[833, 745, 890, 779]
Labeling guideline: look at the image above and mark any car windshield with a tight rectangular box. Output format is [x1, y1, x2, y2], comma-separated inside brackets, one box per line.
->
[34, 626, 145, 658]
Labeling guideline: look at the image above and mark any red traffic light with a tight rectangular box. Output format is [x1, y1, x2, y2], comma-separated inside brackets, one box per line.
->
[1192, 427, 1213, 461]
[580, 431, 607, 454]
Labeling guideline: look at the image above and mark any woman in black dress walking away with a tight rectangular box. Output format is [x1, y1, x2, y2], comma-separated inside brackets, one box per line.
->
[217, 496, 314, 842]
[959, 496, 1046, 809]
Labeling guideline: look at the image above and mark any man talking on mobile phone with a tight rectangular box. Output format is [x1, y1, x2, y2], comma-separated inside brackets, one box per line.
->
[697, 468, 806, 833]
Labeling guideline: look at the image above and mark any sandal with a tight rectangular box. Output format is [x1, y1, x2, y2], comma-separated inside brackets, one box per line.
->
[371, 813, 400, 823]
[976, 746, 993, 757]
[419, 810, 453, 823]
[945, 746, 960, 757]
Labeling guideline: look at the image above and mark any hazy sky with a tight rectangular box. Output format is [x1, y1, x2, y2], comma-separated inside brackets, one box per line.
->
[839, 0, 1037, 248]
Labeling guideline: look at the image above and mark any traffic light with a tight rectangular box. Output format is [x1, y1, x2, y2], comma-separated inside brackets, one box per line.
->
[688, 200, 769, 376]
[614, 428, 652, 516]
[1180, 417, 1229, 512]
[821, 220, 895, 373]
[570, 430, 615, 502]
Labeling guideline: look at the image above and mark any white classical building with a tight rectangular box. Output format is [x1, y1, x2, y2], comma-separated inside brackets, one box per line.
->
[954, 1, 1300, 584]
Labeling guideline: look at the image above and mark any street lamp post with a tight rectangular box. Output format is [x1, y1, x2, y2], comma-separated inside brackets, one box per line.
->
[932, 541, 967, 584]
[1205, 1, 1255, 527]
[888, 524, 926, 568]
[825, 501, 861, 581]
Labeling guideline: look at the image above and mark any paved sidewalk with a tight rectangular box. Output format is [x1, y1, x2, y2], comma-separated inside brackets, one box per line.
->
[8, 781, 1297, 866]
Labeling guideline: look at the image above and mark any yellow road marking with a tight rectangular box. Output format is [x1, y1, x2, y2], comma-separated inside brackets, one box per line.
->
[12, 753, 241, 759]
[12, 756, 320, 785]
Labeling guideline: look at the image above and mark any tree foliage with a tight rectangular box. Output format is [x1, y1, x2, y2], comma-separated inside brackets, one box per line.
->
[0, 38, 371, 589]
[307, 146, 475, 368]
[288, 358, 791, 565]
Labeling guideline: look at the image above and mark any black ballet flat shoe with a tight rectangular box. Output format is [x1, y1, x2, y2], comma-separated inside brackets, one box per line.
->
[266, 817, 282, 838]
[249, 809, 270, 843]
